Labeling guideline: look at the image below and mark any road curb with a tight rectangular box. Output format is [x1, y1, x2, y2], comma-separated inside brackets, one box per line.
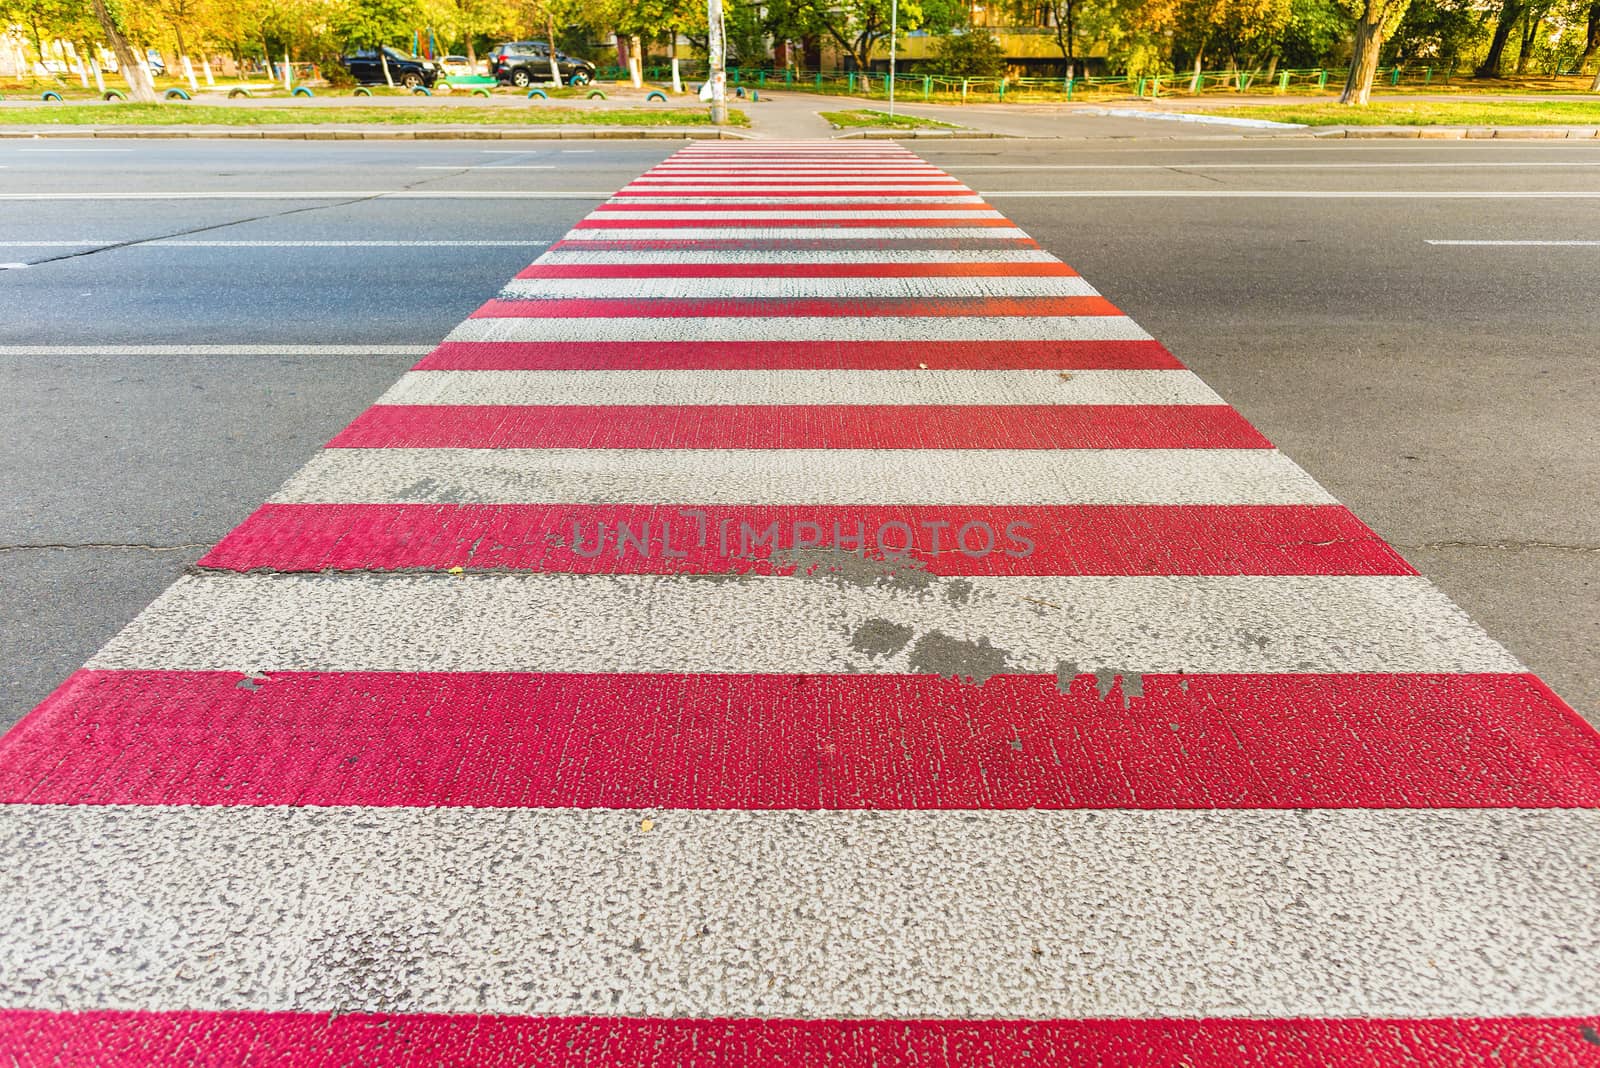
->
[1308, 125, 1600, 139]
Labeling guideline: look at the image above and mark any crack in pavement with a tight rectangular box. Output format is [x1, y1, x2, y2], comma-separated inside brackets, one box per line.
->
[11, 165, 480, 268]
[1395, 540, 1600, 553]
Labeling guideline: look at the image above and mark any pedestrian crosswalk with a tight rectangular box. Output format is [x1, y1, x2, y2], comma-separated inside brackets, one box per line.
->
[2, 141, 1598, 1064]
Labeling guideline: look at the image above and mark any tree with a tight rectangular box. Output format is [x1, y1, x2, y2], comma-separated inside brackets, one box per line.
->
[90, 0, 159, 100]
[767, 0, 925, 71]
[1477, 0, 1523, 76]
[1580, 0, 1600, 71]
[929, 26, 1005, 76]
[1338, 0, 1413, 103]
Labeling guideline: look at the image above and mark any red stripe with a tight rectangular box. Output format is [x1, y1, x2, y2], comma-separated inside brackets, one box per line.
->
[549, 240, 1043, 253]
[593, 202, 992, 212]
[328, 405, 1269, 450]
[471, 296, 1122, 318]
[416, 340, 1181, 371]
[201, 504, 1408, 576]
[614, 188, 973, 196]
[3, 1011, 1597, 1067]
[5, 672, 1595, 809]
[515, 263, 1079, 279]
[571, 217, 1022, 229]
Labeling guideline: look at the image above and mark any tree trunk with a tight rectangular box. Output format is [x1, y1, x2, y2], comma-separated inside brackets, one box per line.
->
[90, 0, 158, 101]
[1515, 7, 1541, 75]
[1340, 16, 1384, 104]
[1189, 43, 1204, 93]
[1264, 51, 1280, 80]
[1579, 2, 1600, 71]
[546, 15, 561, 83]
[1478, 0, 1524, 77]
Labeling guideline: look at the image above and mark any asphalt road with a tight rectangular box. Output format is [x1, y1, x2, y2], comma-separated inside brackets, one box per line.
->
[1, 134, 1596, 727]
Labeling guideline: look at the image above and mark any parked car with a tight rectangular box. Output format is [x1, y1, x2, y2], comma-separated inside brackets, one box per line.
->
[489, 41, 595, 87]
[339, 47, 441, 89]
[439, 54, 479, 77]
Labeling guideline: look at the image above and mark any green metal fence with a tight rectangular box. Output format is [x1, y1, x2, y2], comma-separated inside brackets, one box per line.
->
[600, 62, 1469, 101]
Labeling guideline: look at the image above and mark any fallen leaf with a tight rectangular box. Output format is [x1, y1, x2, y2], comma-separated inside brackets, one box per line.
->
[640, 818, 655, 833]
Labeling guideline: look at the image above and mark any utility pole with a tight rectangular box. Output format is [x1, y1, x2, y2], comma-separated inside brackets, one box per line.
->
[707, 0, 728, 125]
[889, 0, 898, 117]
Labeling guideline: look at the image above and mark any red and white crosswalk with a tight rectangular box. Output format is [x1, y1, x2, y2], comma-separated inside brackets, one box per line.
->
[3, 142, 1599, 1066]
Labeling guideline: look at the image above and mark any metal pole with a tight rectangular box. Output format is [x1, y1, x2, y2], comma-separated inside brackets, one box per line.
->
[888, 0, 897, 117]
[707, 0, 727, 125]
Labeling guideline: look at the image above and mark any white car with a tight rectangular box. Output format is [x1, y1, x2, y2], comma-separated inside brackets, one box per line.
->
[439, 55, 479, 77]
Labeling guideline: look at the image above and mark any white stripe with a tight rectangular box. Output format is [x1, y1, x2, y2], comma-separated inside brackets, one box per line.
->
[377, 368, 1212, 406]
[448, 315, 1144, 343]
[607, 196, 989, 204]
[0, 192, 616, 202]
[0, 345, 432, 356]
[0, 240, 552, 249]
[6, 806, 1589, 1018]
[87, 571, 1515, 675]
[559, 227, 1033, 241]
[583, 209, 1008, 219]
[273, 448, 1327, 506]
[497, 276, 1098, 300]
[531, 249, 1060, 264]
[1427, 239, 1600, 246]
[932, 161, 1600, 171]
[627, 179, 969, 186]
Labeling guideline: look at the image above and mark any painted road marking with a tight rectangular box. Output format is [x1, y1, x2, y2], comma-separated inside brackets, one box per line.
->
[374, 368, 1211, 406]
[1427, 239, 1600, 246]
[268, 447, 1333, 505]
[0, 241, 553, 248]
[3, 140, 1597, 1065]
[16, 189, 1600, 201]
[88, 572, 1514, 675]
[0, 345, 432, 356]
[3, 806, 1593, 1017]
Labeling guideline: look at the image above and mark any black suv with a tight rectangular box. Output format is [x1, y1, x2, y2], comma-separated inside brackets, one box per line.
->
[339, 47, 441, 89]
[489, 41, 595, 87]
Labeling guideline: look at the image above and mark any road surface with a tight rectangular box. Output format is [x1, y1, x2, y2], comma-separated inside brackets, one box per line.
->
[1, 136, 1598, 1062]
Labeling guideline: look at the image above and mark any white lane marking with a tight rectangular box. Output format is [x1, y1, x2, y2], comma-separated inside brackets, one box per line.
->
[414, 165, 557, 170]
[499, 275, 1096, 300]
[0, 191, 616, 201]
[448, 314, 1146, 343]
[532, 249, 1058, 263]
[273, 448, 1325, 507]
[0, 240, 549, 248]
[378, 368, 1211, 407]
[0, 345, 432, 356]
[936, 146, 1600, 162]
[0, 262, 28, 270]
[159, 240, 551, 247]
[981, 190, 1600, 199]
[943, 161, 1600, 170]
[6, 807, 1590, 1018]
[1427, 239, 1600, 246]
[88, 572, 1514, 675]
[11, 147, 133, 152]
[555, 227, 1034, 240]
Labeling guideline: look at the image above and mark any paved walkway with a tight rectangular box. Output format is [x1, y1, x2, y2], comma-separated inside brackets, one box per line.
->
[2, 142, 1599, 1063]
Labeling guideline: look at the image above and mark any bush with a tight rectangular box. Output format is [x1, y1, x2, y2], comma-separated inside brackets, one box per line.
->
[322, 61, 357, 88]
[929, 29, 1006, 79]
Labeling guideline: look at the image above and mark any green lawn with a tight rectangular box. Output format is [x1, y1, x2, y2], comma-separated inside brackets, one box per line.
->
[819, 108, 961, 130]
[0, 103, 745, 127]
[1214, 99, 1600, 126]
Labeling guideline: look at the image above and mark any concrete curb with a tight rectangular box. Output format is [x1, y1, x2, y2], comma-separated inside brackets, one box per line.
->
[1308, 125, 1600, 139]
[0, 126, 753, 140]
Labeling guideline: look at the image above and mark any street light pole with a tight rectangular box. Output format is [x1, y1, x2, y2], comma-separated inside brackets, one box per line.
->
[888, 0, 897, 117]
[707, 0, 728, 125]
